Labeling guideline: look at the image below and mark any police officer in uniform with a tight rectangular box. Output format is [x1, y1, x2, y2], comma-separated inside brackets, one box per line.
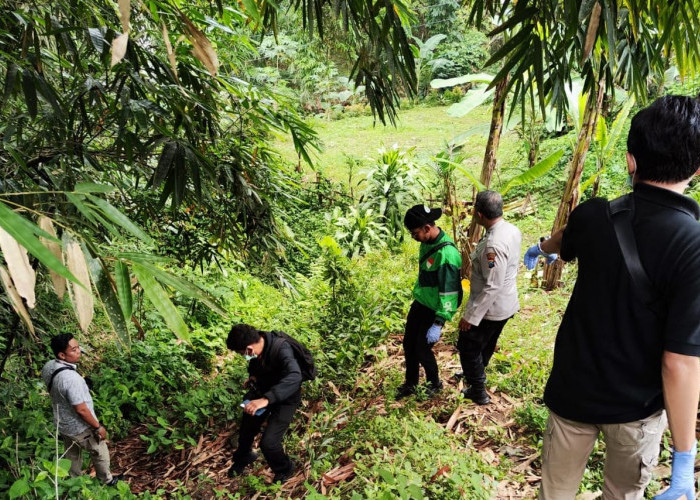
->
[458, 190, 521, 405]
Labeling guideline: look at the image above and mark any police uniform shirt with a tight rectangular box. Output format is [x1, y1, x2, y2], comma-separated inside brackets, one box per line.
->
[463, 219, 522, 326]
[544, 183, 700, 424]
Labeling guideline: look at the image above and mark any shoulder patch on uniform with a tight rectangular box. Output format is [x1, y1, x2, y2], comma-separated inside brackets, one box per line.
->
[486, 252, 496, 268]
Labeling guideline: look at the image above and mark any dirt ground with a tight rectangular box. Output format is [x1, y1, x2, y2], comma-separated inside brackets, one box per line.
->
[107, 337, 547, 499]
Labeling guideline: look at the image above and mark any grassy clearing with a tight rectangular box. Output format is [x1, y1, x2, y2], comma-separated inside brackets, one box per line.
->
[274, 103, 523, 183]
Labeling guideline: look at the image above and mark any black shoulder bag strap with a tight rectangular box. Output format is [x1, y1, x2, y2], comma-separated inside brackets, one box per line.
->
[419, 241, 456, 266]
[47, 366, 75, 392]
[608, 194, 658, 310]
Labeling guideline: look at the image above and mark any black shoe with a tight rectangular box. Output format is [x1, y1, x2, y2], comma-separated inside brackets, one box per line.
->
[105, 474, 124, 486]
[228, 451, 258, 477]
[461, 386, 491, 405]
[426, 381, 444, 397]
[273, 461, 296, 483]
[395, 383, 416, 400]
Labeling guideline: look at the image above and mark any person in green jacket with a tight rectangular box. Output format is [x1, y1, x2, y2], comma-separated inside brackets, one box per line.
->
[396, 205, 463, 399]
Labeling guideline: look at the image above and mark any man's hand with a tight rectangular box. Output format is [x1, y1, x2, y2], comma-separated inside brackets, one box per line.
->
[243, 376, 257, 389]
[426, 324, 442, 344]
[459, 317, 472, 331]
[523, 243, 558, 270]
[244, 398, 269, 416]
[653, 442, 697, 500]
[95, 425, 107, 441]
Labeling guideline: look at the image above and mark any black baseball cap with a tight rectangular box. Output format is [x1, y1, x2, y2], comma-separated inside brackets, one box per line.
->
[404, 205, 442, 230]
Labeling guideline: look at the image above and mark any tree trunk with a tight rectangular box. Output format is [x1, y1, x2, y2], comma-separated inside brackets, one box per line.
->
[542, 78, 606, 290]
[462, 77, 508, 278]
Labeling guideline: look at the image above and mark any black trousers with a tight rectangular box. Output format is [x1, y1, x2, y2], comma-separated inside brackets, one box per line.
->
[457, 317, 510, 389]
[233, 396, 299, 474]
[403, 301, 440, 387]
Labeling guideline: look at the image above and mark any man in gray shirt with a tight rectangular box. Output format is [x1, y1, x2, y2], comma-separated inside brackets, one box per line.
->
[41, 334, 122, 486]
[458, 191, 521, 404]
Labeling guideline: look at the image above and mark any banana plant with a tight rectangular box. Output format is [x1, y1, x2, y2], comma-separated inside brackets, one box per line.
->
[580, 96, 636, 196]
[445, 148, 565, 196]
[411, 34, 449, 98]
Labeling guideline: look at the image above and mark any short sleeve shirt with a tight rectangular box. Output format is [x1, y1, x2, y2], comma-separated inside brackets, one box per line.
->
[544, 183, 700, 423]
[41, 359, 95, 436]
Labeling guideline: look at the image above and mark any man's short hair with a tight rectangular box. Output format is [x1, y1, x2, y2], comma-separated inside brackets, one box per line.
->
[475, 190, 503, 220]
[627, 95, 700, 183]
[226, 324, 262, 351]
[50, 333, 74, 357]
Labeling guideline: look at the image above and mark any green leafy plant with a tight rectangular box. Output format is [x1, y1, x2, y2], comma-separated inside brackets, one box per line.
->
[327, 207, 389, 258]
[359, 146, 423, 241]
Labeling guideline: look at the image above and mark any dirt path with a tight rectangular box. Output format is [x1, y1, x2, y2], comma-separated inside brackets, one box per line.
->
[108, 336, 541, 498]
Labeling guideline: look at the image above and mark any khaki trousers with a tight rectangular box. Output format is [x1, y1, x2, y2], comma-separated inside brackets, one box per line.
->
[62, 428, 113, 484]
[539, 409, 667, 500]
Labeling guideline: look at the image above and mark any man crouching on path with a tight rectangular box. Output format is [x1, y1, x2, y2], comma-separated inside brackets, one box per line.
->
[227, 324, 301, 483]
[396, 205, 462, 399]
[41, 334, 123, 486]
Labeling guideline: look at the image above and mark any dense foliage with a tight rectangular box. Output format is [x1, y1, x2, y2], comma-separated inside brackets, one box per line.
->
[2, 0, 699, 497]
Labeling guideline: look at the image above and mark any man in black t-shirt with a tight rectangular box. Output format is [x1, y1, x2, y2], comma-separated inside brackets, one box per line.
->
[524, 96, 700, 499]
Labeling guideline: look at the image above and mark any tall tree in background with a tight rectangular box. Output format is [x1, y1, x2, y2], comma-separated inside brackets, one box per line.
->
[0, 0, 420, 346]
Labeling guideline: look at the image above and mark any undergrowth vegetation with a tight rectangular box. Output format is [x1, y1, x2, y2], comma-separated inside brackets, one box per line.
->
[1, 94, 677, 498]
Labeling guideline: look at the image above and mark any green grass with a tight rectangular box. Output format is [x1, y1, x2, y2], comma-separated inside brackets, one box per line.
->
[275, 103, 524, 184]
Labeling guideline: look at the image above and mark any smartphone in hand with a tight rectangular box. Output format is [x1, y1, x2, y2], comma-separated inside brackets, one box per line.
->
[241, 399, 266, 416]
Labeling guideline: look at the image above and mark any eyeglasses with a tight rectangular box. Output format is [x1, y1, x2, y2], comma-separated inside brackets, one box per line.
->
[410, 226, 425, 238]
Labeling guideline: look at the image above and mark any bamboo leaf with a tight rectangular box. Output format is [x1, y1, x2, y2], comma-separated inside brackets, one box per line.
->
[114, 260, 133, 321]
[240, 0, 261, 23]
[88, 28, 105, 54]
[0, 265, 34, 335]
[63, 233, 94, 333]
[161, 22, 179, 82]
[501, 149, 565, 196]
[21, 69, 37, 119]
[74, 183, 115, 194]
[84, 249, 130, 348]
[0, 202, 79, 286]
[38, 216, 66, 300]
[0, 226, 36, 309]
[118, 0, 131, 34]
[65, 193, 98, 225]
[120, 257, 226, 317]
[180, 12, 219, 76]
[111, 33, 129, 67]
[85, 195, 152, 244]
[1, 63, 18, 112]
[603, 96, 636, 160]
[582, 2, 602, 64]
[132, 262, 190, 342]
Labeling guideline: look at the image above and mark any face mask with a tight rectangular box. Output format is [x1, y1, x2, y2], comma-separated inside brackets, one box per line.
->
[626, 174, 634, 188]
[244, 348, 257, 361]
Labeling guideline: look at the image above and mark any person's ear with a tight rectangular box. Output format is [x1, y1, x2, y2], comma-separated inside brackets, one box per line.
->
[626, 152, 637, 175]
[57, 351, 65, 360]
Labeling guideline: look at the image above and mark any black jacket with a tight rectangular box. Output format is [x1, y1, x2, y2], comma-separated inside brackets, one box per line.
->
[248, 331, 302, 405]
